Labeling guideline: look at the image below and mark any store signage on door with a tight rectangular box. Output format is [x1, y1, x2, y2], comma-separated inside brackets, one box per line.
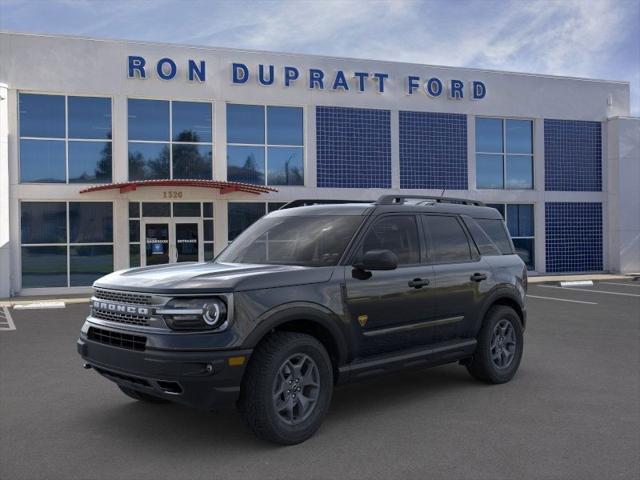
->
[127, 56, 486, 100]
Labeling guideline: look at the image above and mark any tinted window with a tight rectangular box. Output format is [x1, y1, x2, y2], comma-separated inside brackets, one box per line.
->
[227, 104, 264, 144]
[69, 202, 113, 243]
[513, 238, 534, 268]
[70, 245, 113, 286]
[227, 146, 265, 184]
[21, 246, 67, 287]
[21, 202, 67, 244]
[506, 119, 532, 154]
[361, 216, 420, 265]
[506, 155, 533, 189]
[204, 220, 214, 241]
[129, 202, 140, 218]
[506, 204, 534, 237]
[172, 144, 212, 179]
[486, 203, 505, 219]
[267, 147, 304, 185]
[476, 218, 513, 254]
[228, 203, 265, 241]
[476, 153, 503, 189]
[475, 118, 502, 153]
[68, 141, 112, 183]
[128, 142, 170, 180]
[142, 202, 171, 217]
[128, 99, 169, 141]
[172, 101, 212, 143]
[173, 203, 201, 217]
[268, 202, 286, 212]
[19, 93, 65, 138]
[19, 139, 66, 183]
[464, 217, 501, 256]
[129, 220, 140, 242]
[267, 106, 303, 145]
[203, 202, 214, 218]
[423, 215, 472, 263]
[68, 96, 112, 139]
[129, 244, 141, 267]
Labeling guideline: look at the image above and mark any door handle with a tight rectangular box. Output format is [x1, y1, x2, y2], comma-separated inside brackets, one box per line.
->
[470, 272, 488, 282]
[408, 278, 430, 288]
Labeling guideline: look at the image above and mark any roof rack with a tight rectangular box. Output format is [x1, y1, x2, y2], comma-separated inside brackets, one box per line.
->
[375, 195, 485, 207]
[279, 199, 374, 210]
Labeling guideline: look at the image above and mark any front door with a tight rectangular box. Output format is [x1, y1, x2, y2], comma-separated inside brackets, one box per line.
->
[142, 218, 203, 265]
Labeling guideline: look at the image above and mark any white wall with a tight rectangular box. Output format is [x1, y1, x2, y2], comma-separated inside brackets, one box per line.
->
[0, 83, 10, 298]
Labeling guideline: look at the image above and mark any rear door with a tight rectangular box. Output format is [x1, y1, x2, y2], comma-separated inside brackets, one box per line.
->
[421, 214, 492, 341]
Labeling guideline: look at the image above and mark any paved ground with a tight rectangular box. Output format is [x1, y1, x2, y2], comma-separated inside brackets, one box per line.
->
[1, 280, 639, 480]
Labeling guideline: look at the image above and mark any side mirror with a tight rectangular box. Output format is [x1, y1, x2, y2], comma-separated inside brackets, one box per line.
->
[354, 249, 398, 271]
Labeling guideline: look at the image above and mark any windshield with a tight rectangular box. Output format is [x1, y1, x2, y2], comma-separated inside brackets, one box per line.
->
[216, 215, 363, 266]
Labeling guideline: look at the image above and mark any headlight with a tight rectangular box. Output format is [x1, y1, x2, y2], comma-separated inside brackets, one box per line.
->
[157, 298, 228, 331]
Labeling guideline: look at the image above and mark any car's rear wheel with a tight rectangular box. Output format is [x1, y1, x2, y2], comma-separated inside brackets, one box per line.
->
[466, 305, 523, 384]
[118, 385, 170, 404]
[239, 331, 333, 445]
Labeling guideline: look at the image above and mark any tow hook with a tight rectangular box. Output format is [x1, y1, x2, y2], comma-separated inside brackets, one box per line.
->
[83, 363, 92, 370]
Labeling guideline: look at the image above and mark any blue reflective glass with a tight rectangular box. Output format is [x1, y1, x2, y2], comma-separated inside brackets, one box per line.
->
[227, 104, 264, 144]
[130, 244, 141, 267]
[128, 142, 170, 180]
[506, 155, 533, 189]
[203, 202, 214, 218]
[204, 243, 214, 261]
[476, 118, 503, 153]
[173, 203, 201, 217]
[267, 147, 303, 185]
[68, 141, 112, 183]
[130, 220, 140, 242]
[128, 99, 169, 141]
[19, 93, 65, 138]
[228, 203, 265, 241]
[172, 102, 212, 143]
[129, 202, 140, 218]
[507, 204, 534, 237]
[20, 139, 65, 183]
[21, 202, 67, 244]
[21, 246, 68, 288]
[204, 220, 214, 241]
[506, 120, 532, 154]
[512, 238, 534, 268]
[267, 106, 303, 145]
[70, 245, 114, 286]
[69, 202, 113, 243]
[476, 154, 503, 189]
[227, 145, 265, 184]
[68, 96, 112, 139]
[172, 144, 212, 179]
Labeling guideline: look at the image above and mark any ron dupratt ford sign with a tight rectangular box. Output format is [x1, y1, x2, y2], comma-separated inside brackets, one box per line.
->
[127, 56, 487, 100]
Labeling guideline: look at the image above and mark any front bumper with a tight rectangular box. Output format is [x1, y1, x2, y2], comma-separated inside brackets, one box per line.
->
[77, 331, 251, 410]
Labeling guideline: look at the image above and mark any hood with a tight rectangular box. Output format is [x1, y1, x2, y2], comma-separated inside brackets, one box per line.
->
[94, 262, 335, 294]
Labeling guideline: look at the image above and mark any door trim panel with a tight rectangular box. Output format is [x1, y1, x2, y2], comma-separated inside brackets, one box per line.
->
[362, 315, 464, 337]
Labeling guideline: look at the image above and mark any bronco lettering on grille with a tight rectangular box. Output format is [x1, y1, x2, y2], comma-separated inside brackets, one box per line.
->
[93, 300, 149, 316]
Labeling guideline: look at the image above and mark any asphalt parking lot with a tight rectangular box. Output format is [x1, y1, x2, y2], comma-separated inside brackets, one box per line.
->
[1, 280, 639, 480]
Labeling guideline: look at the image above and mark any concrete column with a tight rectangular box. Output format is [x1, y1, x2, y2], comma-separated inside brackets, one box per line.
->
[306, 105, 317, 188]
[391, 109, 400, 189]
[533, 118, 546, 273]
[0, 84, 9, 297]
[112, 95, 128, 183]
[214, 101, 227, 181]
[466, 115, 476, 193]
[213, 199, 228, 255]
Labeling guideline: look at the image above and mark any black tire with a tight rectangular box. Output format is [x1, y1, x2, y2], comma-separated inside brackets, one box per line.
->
[239, 332, 333, 445]
[466, 305, 524, 384]
[118, 385, 170, 404]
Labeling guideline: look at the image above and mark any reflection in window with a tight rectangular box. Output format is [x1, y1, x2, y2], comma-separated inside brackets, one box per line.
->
[361, 216, 420, 265]
[267, 147, 303, 185]
[476, 118, 533, 189]
[69, 202, 113, 243]
[68, 96, 112, 139]
[227, 104, 265, 144]
[68, 141, 112, 183]
[128, 143, 170, 180]
[487, 203, 535, 269]
[172, 144, 212, 179]
[21, 246, 68, 288]
[172, 102, 212, 143]
[70, 245, 114, 286]
[21, 202, 67, 244]
[128, 99, 170, 141]
[227, 146, 265, 184]
[423, 215, 472, 263]
[228, 203, 266, 241]
[19, 93, 65, 138]
[19, 139, 66, 183]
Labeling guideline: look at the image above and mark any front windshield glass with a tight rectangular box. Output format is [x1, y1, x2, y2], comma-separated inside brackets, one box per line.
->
[216, 215, 363, 266]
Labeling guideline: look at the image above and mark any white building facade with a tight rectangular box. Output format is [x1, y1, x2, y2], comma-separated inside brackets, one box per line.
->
[0, 32, 638, 297]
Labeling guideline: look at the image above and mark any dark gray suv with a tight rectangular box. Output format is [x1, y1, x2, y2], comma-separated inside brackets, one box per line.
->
[77, 195, 527, 444]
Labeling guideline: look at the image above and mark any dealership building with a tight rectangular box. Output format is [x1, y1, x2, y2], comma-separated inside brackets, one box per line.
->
[0, 31, 638, 296]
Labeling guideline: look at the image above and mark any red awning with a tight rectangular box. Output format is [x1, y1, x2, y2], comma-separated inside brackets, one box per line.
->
[79, 179, 278, 195]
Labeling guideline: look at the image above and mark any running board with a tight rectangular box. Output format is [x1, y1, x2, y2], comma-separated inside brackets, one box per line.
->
[337, 338, 477, 383]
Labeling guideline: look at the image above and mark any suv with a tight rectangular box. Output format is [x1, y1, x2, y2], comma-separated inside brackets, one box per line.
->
[78, 195, 527, 444]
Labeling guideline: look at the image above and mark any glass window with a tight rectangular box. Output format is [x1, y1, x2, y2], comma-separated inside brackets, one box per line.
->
[130, 244, 141, 267]
[423, 215, 472, 263]
[227, 104, 264, 144]
[142, 202, 171, 217]
[128, 99, 169, 141]
[173, 203, 201, 217]
[476, 219, 513, 254]
[507, 204, 534, 237]
[227, 146, 265, 184]
[68, 96, 112, 139]
[19, 139, 66, 183]
[204, 220, 214, 241]
[204, 243, 215, 261]
[129, 202, 140, 218]
[70, 245, 114, 286]
[68, 141, 112, 183]
[21, 246, 68, 288]
[203, 202, 214, 218]
[475, 118, 502, 153]
[267, 147, 304, 185]
[268, 202, 286, 212]
[506, 155, 533, 189]
[172, 144, 212, 179]
[506, 120, 532, 154]
[267, 106, 303, 145]
[228, 203, 266, 241]
[129, 220, 140, 242]
[19, 94, 65, 138]
[172, 101, 212, 143]
[463, 218, 502, 256]
[21, 202, 67, 244]
[69, 202, 113, 243]
[476, 154, 503, 189]
[128, 142, 170, 180]
[513, 238, 534, 269]
[486, 203, 505, 219]
[360, 215, 420, 265]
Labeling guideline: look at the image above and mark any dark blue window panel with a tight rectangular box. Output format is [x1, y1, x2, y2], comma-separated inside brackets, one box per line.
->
[19, 93, 65, 138]
[128, 142, 170, 180]
[172, 144, 212, 179]
[69, 202, 113, 243]
[128, 99, 169, 141]
[172, 101, 212, 143]
[545, 202, 602, 272]
[21, 202, 67, 244]
[68, 141, 112, 183]
[227, 104, 264, 144]
[70, 245, 114, 286]
[267, 106, 303, 146]
[21, 246, 68, 288]
[544, 119, 602, 191]
[399, 111, 467, 190]
[268, 147, 304, 185]
[68, 96, 112, 139]
[20, 139, 66, 183]
[316, 106, 391, 188]
[228, 203, 266, 241]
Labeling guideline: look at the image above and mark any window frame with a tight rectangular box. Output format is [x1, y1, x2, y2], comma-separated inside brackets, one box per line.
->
[18, 92, 114, 184]
[226, 103, 306, 186]
[127, 98, 214, 181]
[475, 116, 534, 190]
[421, 213, 480, 265]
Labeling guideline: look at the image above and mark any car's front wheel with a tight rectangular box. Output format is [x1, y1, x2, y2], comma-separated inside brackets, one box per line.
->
[239, 331, 333, 445]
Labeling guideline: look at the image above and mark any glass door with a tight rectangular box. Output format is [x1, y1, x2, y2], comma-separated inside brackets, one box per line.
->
[175, 219, 203, 263]
[143, 221, 171, 266]
[141, 218, 203, 265]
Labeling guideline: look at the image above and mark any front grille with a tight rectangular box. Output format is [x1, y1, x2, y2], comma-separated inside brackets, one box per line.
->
[92, 309, 150, 326]
[93, 366, 150, 387]
[94, 288, 152, 305]
[87, 327, 146, 351]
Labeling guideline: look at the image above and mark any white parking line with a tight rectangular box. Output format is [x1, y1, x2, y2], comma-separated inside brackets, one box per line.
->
[0, 306, 16, 331]
[538, 285, 640, 297]
[527, 295, 598, 305]
[600, 282, 640, 288]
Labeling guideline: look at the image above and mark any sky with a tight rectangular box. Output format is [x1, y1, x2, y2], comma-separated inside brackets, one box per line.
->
[1, 0, 639, 114]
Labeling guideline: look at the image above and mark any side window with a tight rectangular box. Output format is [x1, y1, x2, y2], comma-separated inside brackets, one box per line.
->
[360, 215, 420, 265]
[476, 218, 514, 254]
[423, 215, 472, 263]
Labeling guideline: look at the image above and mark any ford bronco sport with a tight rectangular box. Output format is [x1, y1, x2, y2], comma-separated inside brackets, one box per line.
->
[77, 195, 527, 444]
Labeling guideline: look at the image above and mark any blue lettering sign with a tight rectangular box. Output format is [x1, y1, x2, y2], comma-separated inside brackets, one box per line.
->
[309, 69, 325, 89]
[258, 64, 275, 86]
[284, 66, 299, 87]
[473, 81, 486, 99]
[449, 79, 464, 99]
[373, 73, 388, 93]
[353, 72, 368, 92]
[232, 63, 249, 84]
[128, 56, 146, 79]
[188, 60, 205, 82]
[425, 77, 443, 97]
[332, 70, 349, 91]
[407, 75, 420, 95]
[156, 58, 177, 80]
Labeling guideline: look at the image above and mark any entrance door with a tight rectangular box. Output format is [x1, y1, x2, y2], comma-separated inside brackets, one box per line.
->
[142, 218, 203, 265]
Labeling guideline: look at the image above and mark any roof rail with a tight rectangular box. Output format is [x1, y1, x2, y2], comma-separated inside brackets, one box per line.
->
[375, 195, 485, 207]
[279, 199, 374, 210]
